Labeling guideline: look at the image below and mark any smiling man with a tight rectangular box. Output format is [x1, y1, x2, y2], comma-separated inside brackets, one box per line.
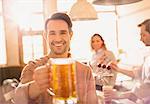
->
[46, 21, 71, 56]
[14, 13, 98, 104]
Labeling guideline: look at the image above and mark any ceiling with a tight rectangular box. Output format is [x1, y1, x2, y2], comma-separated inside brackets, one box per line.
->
[58, 0, 150, 18]
[1, 0, 150, 18]
[89, 0, 150, 18]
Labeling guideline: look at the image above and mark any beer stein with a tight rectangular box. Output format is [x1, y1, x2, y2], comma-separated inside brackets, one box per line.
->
[49, 58, 77, 104]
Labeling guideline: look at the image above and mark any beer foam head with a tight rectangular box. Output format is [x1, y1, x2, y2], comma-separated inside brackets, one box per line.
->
[50, 58, 75, 65]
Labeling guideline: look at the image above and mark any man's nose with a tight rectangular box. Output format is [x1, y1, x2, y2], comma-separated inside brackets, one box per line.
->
[55, 34, 62, 41]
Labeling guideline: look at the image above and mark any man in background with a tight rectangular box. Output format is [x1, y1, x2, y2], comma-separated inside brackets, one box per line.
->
[104, 19, 150, 104]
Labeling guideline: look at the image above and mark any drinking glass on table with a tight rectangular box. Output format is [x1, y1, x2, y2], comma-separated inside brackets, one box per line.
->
[103, 85, 113, 104]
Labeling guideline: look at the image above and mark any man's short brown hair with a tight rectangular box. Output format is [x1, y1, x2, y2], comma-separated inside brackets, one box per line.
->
[45, 12, 72, 32]
[138, 19, 150, 33]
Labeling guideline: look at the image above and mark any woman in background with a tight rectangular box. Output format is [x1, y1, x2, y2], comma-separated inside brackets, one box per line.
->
[90, 33, 117, 91]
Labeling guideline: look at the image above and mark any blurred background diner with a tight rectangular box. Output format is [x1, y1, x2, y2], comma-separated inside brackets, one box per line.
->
[0, 0, 150, 104]
[89, 33, 117, 91]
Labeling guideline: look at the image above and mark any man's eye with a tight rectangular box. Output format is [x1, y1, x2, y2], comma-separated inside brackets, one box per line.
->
[48, 33, 55, 35]
[60, 32, 67, 35]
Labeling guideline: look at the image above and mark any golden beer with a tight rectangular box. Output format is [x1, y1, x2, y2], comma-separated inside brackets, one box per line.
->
[50, 58, 77, 104]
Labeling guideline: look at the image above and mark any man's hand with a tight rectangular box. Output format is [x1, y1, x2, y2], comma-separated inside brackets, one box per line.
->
[33, 64, 52, 93]
[103, 87, 118, 102]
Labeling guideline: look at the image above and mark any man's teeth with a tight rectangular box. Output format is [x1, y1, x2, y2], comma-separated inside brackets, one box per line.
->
[54, 43, 63, 46]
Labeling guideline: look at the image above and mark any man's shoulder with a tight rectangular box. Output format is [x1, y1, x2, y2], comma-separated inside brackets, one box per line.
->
[75, 61, 91, 72]
[75, 61, 94, 82]
[144, 55, 150, 61]
[76, 61, 89, 67]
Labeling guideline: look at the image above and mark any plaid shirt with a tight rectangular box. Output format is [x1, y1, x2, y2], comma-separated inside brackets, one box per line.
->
[15, 55, 98, 104]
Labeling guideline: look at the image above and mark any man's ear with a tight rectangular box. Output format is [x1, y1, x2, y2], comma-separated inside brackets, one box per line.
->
[70, 31, 73, 39]
[43, 30, 47, 41]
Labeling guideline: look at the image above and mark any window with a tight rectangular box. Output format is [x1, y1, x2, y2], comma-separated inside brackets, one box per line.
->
[0, 1, 7, 65]
[22, 33, 44, 63]
[14, 0, 44, 64]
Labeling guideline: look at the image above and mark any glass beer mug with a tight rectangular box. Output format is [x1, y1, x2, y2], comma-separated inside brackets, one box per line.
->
[49, 58, 77, 104]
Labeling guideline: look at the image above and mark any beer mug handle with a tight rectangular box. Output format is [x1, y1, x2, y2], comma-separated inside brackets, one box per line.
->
[47, 88, 55, 96]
